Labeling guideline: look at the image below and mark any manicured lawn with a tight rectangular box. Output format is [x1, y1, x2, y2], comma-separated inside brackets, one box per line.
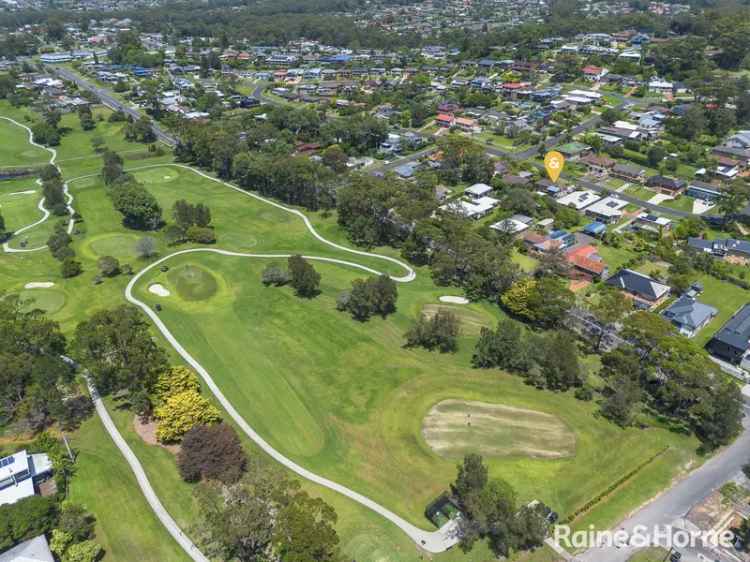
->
[0, 118, 50, 168]
[512, 248, 539, 273]
[0, 177, 44, 233]
[596, 244, 638, 272]
[627, 547, 670, 561]
[0, 100, 706, 562]
[133, 252, 700, 536]
[692, 274, 750, 347]
[68, 415, 190, 562]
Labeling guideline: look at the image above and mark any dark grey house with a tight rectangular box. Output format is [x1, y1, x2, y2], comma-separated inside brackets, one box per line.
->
[707, 304, 750, 366]
[605, 268, 670, 310]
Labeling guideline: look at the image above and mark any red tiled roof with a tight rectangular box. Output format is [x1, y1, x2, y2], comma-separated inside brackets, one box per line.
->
[566, 244, 598, 260]
[570, 254, 606, 275]
[436, 113, 454, 122]
[582, 65, 603, 74]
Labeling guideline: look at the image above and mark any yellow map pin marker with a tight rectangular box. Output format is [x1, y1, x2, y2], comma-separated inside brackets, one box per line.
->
[544, 151, 565, 183]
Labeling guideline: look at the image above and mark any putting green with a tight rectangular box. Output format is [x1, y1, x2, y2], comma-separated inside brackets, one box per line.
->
[422, 399, 576, 459]
[85, 233, 141, 261]
[17, 288, 67, 315]
[166, 264, 219, 301]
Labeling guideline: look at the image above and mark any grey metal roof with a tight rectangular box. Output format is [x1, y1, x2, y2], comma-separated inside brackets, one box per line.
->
[662, 296, 717, 331]
[711, 304, 750, 351]
[688, 237, 750, 256]
[605, 268, 670, 301]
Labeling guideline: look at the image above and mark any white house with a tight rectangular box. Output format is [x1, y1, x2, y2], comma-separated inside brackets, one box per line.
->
[584, 196, 628, 224]
[557, 189, 601, 210]
[0, 450, 53, 507]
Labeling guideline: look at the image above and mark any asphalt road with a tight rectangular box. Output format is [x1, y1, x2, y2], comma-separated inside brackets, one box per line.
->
[53, 66, 179, 147]
[577, 397, 750, 562]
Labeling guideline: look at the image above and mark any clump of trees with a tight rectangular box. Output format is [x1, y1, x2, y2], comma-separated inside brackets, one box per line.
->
[167, 199, 215, 245]
[473, 319, 583, 391]
[0, 496, 58, 551]
[49, 503, 102, 562]
[32, 109, 61, 146]
[336, 274, 397, 321]
[177, 423, 246, 484]
[124, 116, 156, 144]
[261, 262, 290, 286]
[97, 255, 120, 277]
[0, 296, 91, 433]
[500, 276, 574, 329]
[288, 255, 320, 298]
[596, 312, 743, 449]
[152, 366, 220, 443]
[450, 454, 548, 556]
[195, 456, 341, 562]
[40, 164, 67, 216]
[73, 305, 167, 407]
[404, 309, 460, 353]
[101, 150, 163, 230]
[77, 105, 95, 131]
[46, 220, 82, 278]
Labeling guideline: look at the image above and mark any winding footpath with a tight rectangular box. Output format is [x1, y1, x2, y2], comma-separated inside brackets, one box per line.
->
[85, 378, 210, 562]
[1, 116, 75, 253]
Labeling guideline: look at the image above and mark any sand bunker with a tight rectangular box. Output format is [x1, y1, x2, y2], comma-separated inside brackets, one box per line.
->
[24, 282, 55, 289]
[149, 283, 171, 297]
[439, 296, 469, 304]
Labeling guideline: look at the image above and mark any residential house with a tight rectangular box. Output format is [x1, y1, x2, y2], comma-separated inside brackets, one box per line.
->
[711, 145, 750, 167]
[524, 229, 577, 254]
[490, 214, 534, 235]
[686, 181, 722, 202]
[605, 268, 670, 309]
[0, 535, 54, 562]
[688, 237, 750, 264]
[435, 113, 454, 128]
[558, 189, 601, 210]
[0, 450, 53, 506]
[583, 221, 607, 237]
[707, 304, 750, 367]
[645, 175, 685, 196]
[556, 142, 591, 161]
[454, 116, 480, 133]
[634, 213, 672, 233]
[566, 244, 608, 280]
[582, 65, 608, 81]
[440, 197, 499, 219]
[465, 183, 494, 199]
[661, 295, 717, 338]
[580, 154, 616, 175]
[726, 131, 750, 150]
[612, 163, 646, 183]
[584, 196, 628, 224]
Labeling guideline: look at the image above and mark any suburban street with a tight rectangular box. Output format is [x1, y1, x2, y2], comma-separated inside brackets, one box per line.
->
[52, 66, 179, 147]
[578, 394, 750, 562]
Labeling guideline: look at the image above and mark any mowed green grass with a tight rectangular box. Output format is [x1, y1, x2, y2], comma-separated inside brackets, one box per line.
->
[0, 177, 42, 233]
[0, 118, 50, 168]
[0, 101, 702, 562]
[133, 252, 700, 534]
[627, 547, 670, 561]
[68, 414, 190, 562]
[422, 399, 576, 460]
[166, 264, 219, 301]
